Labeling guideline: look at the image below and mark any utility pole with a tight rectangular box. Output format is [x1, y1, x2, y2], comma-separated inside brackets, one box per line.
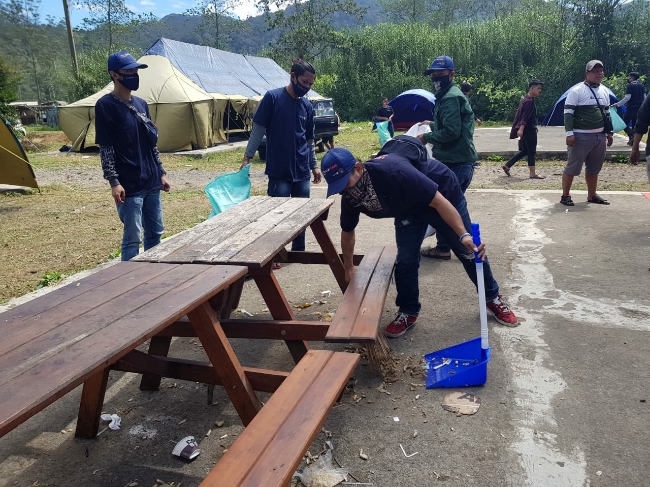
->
[62, 0, 79, 77]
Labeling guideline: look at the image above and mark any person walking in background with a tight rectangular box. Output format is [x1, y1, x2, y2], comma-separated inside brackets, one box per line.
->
[502, 79, 544, 179]
[629, 90, 650, 183]
[612, 71, 646, 145]
[96, 50, 171, 261]
[376, 97, 395, 138]
[417, 55, 478, 260]
[242, 59, 322, 266]
[460, 81, 482, 126]
[561, 60, 613, 206]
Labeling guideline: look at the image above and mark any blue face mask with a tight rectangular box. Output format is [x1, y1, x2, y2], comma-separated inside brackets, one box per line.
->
[291, 76, 311, 98]
[431, 75, 451, 92]
[118, 73, 140, 91]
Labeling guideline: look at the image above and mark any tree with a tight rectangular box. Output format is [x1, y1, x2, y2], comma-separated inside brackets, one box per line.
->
[79, 0, 135, 51]
[258, 0, 366, 60]
[0, 55, 19, 121]
[186, 0, 246, 50]
[378, 0, 427, 24]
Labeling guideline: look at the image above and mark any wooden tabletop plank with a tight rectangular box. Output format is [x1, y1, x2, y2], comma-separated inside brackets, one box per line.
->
[0, 264, 247, 437]
[0, 262, 150, 327]
[223, 198, 334, 266]
[0, 264, 223, 386]
[133, 197, 286, 263]
[0, 262, 174, 358]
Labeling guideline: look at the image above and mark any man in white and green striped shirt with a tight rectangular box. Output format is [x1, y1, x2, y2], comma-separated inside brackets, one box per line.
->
[561, 60, 614, 206]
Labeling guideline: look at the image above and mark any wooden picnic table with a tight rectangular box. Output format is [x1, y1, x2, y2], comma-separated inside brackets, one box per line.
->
[133, 196, 353, 363]
[0, 261, 272, 438]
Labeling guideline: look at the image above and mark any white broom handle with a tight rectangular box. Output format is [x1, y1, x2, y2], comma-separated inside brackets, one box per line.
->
[472, 223, 489, 350]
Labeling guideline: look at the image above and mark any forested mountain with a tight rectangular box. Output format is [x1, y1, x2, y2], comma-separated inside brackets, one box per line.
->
[1, 0, 648, 123]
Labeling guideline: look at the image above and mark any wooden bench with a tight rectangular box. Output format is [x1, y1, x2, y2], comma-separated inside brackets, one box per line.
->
[325, 245, 397, 343]
[0, 261, 260, 439]
[200, 349, 359, 487]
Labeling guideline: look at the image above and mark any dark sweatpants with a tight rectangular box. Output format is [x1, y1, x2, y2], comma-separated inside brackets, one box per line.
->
[505, 126, 537, 168]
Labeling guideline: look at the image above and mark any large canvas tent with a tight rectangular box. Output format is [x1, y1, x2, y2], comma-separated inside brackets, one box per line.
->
[542, 83, 620, 126]
[0, 120, 38, 189]
[60, 39, 320, 152]
[388, 89, 436, 131]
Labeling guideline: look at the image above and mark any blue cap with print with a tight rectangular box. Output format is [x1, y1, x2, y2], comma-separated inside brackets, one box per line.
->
[321, 148, 357, 197]
[108, 51, 148, 73]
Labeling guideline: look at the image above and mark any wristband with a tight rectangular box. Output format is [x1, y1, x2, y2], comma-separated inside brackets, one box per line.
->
[459, 232, 471, 242]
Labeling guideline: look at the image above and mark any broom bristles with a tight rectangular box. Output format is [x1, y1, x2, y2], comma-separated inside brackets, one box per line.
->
[365, 331, 398, 373]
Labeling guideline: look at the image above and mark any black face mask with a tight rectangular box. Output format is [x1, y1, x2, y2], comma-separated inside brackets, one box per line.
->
[118, 73, 140, 91]
[431, 75, 451, 92]
[291, 76, 310, 97]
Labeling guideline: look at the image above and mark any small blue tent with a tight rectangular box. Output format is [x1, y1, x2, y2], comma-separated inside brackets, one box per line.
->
[542, 82, 620, 126]
[388, 89, 436, 131]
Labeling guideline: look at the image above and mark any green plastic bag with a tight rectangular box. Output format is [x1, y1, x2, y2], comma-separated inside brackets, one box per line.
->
[609, 107, 627, 133]
[376, 120, 391, 147]
[204, 165, 251, 218]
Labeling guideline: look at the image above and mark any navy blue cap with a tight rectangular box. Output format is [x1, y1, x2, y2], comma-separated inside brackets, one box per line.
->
[424, 55, 454, 75]
[108, 51, 148, 73]
[321, 148, 357, 197]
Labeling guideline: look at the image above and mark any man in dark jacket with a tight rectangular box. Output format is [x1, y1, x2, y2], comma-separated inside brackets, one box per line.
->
[417, 56, 478, 260]
[96, 50, 171, 261]
[612, 72, 646, 145]
[502, 79, 544, 179]
[321, 146, 519, 338]
[629, 92, 650, 183]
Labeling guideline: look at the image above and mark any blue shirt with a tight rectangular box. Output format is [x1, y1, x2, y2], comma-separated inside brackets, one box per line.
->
[626, 81, 646, 110]
[340, 153, 463, 232]
[253, 87, 314, 182]
[95, 94, 163, 196]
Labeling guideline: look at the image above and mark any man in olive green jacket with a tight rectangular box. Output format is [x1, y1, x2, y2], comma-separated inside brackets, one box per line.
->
[417, 55, 478, 260]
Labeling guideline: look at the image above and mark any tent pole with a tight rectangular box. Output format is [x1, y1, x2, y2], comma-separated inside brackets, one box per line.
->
[226, 101, 230, 143]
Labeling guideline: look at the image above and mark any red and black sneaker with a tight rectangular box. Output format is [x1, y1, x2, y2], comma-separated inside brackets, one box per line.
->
[486, 295, 519, 327]
[384, 312, 417, 338]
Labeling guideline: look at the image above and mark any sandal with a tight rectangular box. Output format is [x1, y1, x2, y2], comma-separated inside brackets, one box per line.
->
[529, 174, 545, 179]
[421, 246, 451, 260]
[587, 195, 610, 205]
[501, 165, 511, 177]
[560, 195, 574, 206]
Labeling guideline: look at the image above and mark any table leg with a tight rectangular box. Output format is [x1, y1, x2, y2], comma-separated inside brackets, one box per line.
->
[310, 218, 348, 293]
[75, 368, 110, 439]
[139, 336, 172, 391]
[252, 267, 309, 363]
[187, 302, 262, 426]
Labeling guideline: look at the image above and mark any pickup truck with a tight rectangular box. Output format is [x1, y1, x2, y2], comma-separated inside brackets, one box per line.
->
[257, 98, 339, 160]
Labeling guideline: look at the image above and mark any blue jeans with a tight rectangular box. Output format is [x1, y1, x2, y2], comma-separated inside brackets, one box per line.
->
[434, 162, 475, 252]
[267, 177, 311, 251]
[116, 190, 164, 261]
[394, 197, 500, 316]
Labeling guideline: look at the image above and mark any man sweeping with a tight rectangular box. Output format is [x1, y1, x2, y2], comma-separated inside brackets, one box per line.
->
[321, 142, 519, 338]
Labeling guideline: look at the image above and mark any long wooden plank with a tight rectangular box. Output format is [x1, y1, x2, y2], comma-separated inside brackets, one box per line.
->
[200, 350, 333, 486]
[0, 264, 247, 437]
[0, 261, 149, 326]
[225, 199, 333, 266]
[285, 251, 364, 266]
[0, 264, 219, 386]
[132, 196, 283, 262]
[197, 198, 315, 265]
[239, 352, 360, 487]
[200, 350, 359, 487]
[324, 246, 383, 341]
[347, 246, 397, 342]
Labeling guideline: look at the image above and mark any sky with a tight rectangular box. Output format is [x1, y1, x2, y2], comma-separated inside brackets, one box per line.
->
[40, 0, 262, 27]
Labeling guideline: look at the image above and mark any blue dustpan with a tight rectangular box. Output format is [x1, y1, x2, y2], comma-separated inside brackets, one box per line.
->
[425, 223, 491, 388]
